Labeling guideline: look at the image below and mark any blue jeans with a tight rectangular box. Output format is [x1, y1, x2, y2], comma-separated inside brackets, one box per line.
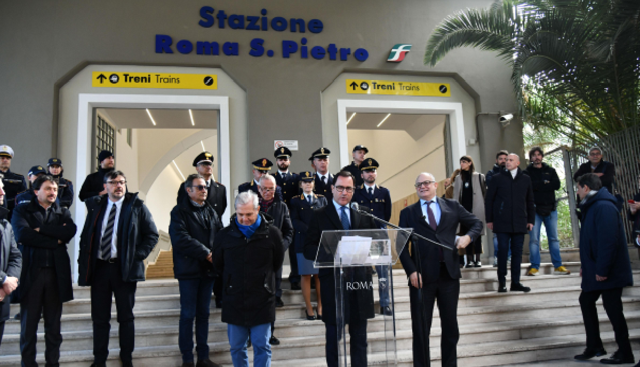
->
[528, 211, 562, 269]
[227, 323, 271, 367]
[178, 277, 215, 362]
[493, 233, 511, 258]
[375, 265, 390, 308]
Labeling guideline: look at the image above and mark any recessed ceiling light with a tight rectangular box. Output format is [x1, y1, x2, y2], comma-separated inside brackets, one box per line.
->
[346, 112, 356, 125]
[201, 141, 206, 151]
[146, 109, 157, 126]
[172, 160, 185, 181]
[377, 113, 391, 128]
[189, 109, 195, 126]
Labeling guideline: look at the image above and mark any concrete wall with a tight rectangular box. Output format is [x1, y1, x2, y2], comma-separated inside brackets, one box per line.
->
[0, 0, 519, 179]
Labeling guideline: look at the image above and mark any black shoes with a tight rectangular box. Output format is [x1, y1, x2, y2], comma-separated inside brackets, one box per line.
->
[305, 309, 316, 320]
[90, 363, 106, 367]
[275, 297, 284, 307]
[290, 282, 301, 290]
[600, 350, 635, 364]
[380, 306, 392, 316]
[196, 359, 222, 367]
[574, 347, 607, 360]
[269, 335, 280, 345]
[510, 283, 531, 293]
[180, 363, 195, 367]
[498, 280, 507, 293]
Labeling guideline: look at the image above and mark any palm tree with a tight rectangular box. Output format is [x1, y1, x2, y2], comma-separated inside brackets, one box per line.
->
[424, 0, 640, 147]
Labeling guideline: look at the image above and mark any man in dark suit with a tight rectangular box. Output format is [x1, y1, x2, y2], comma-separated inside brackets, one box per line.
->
[485, 153, 535, 293]
[399, 172, 482, 367]
[309, 147, 333, 201]
[351, 158, 393, 315]
[273, 147, 301, 290]
[77, 170, 159, 367]
[304, 171, 378, 367]
[177, 152, 227, 221]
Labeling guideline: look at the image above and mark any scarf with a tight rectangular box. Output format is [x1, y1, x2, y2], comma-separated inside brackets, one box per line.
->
[260, 198, 274, 213]
[236, 214, 262, 239]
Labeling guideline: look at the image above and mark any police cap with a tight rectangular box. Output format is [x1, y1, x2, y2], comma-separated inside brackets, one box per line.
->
[98, 150, 114, 163]
[299, 171, 314, 182]
[48, 158, 63, 167]
[359, 158, 379, 171]
[274, 147, 292, 159]
[193, 151, 214, 167]
[309, 147, 331, 161]
[28, 165, 47, 177]
[0, 145, 14, 159]
[252, 158, 273, 171]
[352, 145, 369, 154]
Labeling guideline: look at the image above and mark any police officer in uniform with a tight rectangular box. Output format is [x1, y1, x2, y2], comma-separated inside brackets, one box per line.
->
[15, 166, 47, 207]
[79, 150, 115, 202]
[238, 158, 283, 200]
[351, 158, 393, 315]
[341, 145, 368, 187]
[0, 145, 27, 216]
[177, 152, 227, 221]
[273, 147, 301, 290]
[310, 148, 333, 201]
[47, 158, 74, 209]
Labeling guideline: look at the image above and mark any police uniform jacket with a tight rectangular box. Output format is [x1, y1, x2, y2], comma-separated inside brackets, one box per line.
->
[274, 171, 300, 207]
[290, 194, 328, 253]
[213, 213, 285, 327]
[0, 206, 22, 321]
[169, 199, 223, 280]
[0, 169, 27, 214]
[11, 199, 77, 303]
[53, 176, 74, 209]
[341, 161, 363, 187]
[77, 193, 159, 286]
[238, 180, 283, 201]
[177, 179, 227, 220]
[79, 167, 114, 202]
[351, 184, 391, 226]
[303, 203, 377, 325]
[313, 173, 333, 201]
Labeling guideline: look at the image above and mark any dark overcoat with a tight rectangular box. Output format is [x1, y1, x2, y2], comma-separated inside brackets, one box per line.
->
[484, 168, 535, 233]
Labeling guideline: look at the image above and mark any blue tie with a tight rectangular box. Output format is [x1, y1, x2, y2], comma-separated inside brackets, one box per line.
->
[340, 206, 350, 230]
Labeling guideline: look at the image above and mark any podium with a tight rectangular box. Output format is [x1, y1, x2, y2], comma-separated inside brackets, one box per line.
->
[314, 228, 411, 367]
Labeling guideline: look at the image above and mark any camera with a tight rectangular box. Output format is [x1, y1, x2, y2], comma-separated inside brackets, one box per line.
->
[499, 113, 514, 127]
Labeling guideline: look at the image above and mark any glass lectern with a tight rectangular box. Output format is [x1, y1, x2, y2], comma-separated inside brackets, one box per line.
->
[314, 228, 411, 367]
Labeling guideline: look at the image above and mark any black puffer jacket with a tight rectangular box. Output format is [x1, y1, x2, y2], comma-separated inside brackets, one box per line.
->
[169, 200, 223, 280]
[78, 193, 159, 286]
[79, 167, 114, 202]
[573, 160, 615, 194]
[485, 168, 535, 233]
[524, 163, 561, 216]
[213, 213, 285, 327]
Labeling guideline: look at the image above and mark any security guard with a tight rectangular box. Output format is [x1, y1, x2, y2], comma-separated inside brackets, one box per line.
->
[341, 145, 368, 187]
[238, 158, 282, 200]
[309, 147, 333, 201]
[273, 147, 300, 207]
[0, 145, 27, 215]
[177, 151, 227, 221]
[15, 165, 47, 207]
[350, 157, 393, 315]
[47, 158, 74, 209]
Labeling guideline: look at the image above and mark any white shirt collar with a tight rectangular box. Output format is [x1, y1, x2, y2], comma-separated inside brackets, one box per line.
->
[108, 196, 125, 209]
[316, 171, 329, 178]
[510, 168, 518, 178]
[364, 182, 376, 191]
[278, 170, 289, 175]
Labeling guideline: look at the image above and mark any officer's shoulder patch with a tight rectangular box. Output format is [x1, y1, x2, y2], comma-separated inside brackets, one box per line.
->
[215, 181, 224, 187]
[316, 194, 324, 198]
[13, 172, 24, 178]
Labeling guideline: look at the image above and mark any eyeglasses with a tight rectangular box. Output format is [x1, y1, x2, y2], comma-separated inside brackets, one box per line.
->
[107, 180, 126, 186]
[260, 188, 276, 193]
[192, 185, 207, 191]
[414, 180, 435, 188]
[589, 152, 602, 156]
[335, 186, 354, 193]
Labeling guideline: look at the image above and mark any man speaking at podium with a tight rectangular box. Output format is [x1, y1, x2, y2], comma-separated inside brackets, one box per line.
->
[399, 172, 482, 367]
[304, 171, 379, 367]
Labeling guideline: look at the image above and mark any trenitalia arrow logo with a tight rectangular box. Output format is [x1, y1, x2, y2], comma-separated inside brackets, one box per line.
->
[387, 44, 412, 62]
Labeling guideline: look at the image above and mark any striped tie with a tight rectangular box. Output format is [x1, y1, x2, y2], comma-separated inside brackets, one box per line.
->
[101, 204, 117, 260]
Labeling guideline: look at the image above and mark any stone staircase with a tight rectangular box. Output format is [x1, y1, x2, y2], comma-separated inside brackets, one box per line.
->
[2, 262, 640, 367]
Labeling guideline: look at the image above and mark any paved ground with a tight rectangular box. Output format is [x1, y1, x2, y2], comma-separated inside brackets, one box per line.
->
[520, 350, 640, 366]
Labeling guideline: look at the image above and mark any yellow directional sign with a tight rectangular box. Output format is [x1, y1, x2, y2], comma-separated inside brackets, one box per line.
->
[346, 79, 450, 97]
[92, 72, 217, 90]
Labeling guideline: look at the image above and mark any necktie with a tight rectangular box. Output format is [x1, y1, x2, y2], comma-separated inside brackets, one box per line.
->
[340, 206, 350, 230]
[425, 201, 442, 261]
[321, 175, 326, 184]
[307, 195, 312, 204]
[101, 204, 117, 260]
[368, 187, 373, 198]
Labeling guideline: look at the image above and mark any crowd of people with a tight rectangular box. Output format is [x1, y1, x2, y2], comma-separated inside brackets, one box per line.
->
[0, 141, 639, 367]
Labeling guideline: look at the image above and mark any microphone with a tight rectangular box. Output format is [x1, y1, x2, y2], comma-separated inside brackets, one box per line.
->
[350, 202, 360, 211]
